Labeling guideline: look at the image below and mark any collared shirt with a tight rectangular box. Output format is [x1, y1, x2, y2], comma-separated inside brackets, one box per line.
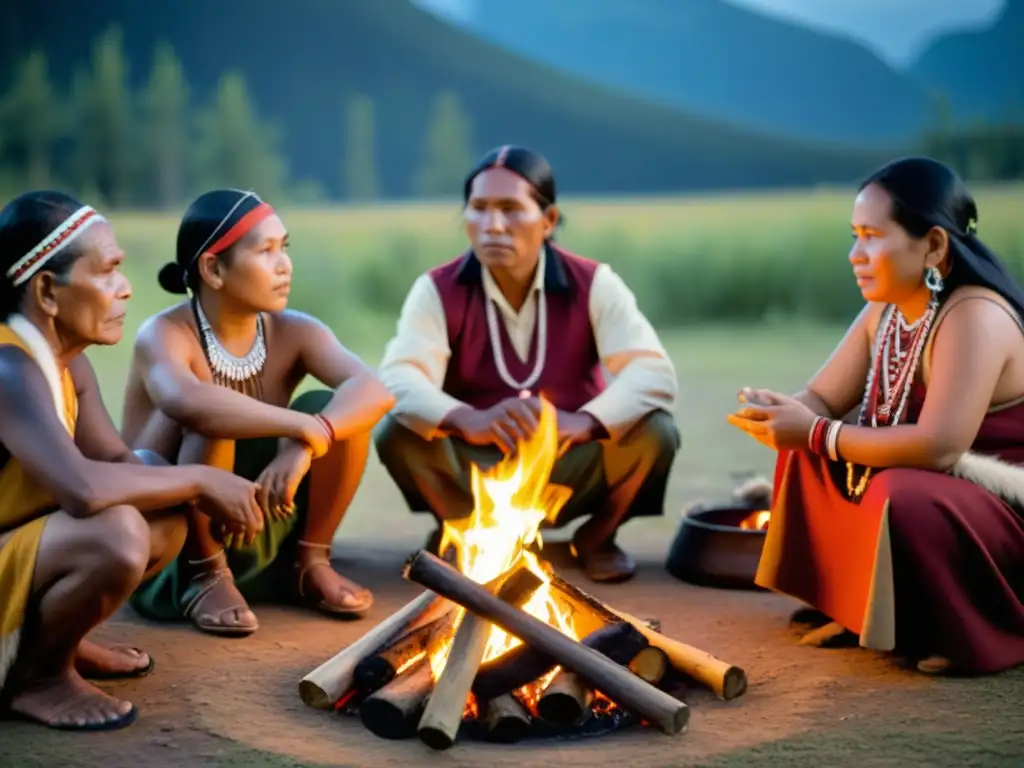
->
[378, 248, 678, 441]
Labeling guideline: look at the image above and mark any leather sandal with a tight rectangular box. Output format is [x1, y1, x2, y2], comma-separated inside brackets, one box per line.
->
[297, 560, 374, 618]
[182, 567, 259, 637]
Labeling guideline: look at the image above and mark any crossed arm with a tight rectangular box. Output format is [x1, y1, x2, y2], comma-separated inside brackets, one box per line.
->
[0, 349, 207, 517]
[134, 311, 394, 444]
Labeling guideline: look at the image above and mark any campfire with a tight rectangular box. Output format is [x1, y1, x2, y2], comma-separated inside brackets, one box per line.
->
[738, 510, 771, 531]
[299, 399, 748, 749]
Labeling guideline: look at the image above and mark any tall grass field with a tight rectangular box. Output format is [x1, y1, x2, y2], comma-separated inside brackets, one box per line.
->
[87, 183, 1024, 422]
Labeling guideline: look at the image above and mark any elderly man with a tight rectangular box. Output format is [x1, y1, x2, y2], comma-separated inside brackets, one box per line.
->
[374, 146, 680, 583]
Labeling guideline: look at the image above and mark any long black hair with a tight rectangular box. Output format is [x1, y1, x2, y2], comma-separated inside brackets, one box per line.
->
[0, 190, 94, 320]
[158, 189, 272, 296]
[861, 156, 1024, 322]
[464, 145, 557, 207]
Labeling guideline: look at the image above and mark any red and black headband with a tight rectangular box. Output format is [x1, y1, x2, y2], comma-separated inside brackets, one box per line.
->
[183, 191, 275, 285]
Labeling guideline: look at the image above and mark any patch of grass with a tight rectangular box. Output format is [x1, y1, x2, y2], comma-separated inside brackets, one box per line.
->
[695, 668, 1024, 768]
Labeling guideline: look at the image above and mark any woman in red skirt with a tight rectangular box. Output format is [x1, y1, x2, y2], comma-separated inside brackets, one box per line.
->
[728, 157, 1024, 675]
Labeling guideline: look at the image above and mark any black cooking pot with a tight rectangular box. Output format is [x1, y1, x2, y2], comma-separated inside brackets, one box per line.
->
[664, 503, 768, 590]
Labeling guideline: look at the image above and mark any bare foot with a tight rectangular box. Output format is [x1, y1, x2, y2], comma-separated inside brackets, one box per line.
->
[75, 640, 151, 679]
[799, 621, 859, 648]
[299, 560, 373, 615]
[183, 568, 259, 636]
[917, 655, 953, 674]
[7, 671, 136, 731]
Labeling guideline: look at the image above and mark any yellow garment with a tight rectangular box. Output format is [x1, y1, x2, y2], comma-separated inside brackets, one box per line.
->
[0, 323, 78, 691]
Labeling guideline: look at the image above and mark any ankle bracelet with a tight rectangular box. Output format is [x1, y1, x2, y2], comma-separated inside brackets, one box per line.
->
[188, 549, 225, 566]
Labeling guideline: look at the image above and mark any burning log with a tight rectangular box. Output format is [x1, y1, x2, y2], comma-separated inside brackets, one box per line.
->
[353, 609, 457, 696]
[482, 693, 530, 743]
[418, 567, 542, 751]
[471, 619, 646, 701]
[358, 656, 435, 740]
[548, 575, 748, 701]
[472, 645, 557, 701]
[537, 669, 593, 725]
[299, 590, 440, 710]
[629, 646, 670, 686]
[403, 549, 690, 736]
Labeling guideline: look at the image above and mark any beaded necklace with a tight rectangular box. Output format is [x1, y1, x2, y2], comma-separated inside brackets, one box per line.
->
[191, 297, 268, 401]
[847, 299, 938, 497]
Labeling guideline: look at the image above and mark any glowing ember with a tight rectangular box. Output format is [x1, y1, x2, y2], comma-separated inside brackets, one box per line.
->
[429, 397, 581, 679]
[738, 510, 770, 531]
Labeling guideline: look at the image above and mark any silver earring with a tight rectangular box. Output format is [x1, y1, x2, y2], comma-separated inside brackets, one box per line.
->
[924, 266, 944, 293]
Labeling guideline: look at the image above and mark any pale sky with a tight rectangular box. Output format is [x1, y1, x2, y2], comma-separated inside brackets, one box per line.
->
[414, 0, 1005, 66]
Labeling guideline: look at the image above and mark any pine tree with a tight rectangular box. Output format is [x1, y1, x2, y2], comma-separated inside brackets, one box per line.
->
[343, 94, 379, 201]
[412, 90, 474, 198]
[0, 51, 60, 189]
[141, 42, 189, 208]
[193, 72, 287, 200]
[70, 26, 135, 206]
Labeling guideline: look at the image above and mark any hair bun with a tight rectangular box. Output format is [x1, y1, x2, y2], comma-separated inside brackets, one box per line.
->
[157, 262, 188, 294]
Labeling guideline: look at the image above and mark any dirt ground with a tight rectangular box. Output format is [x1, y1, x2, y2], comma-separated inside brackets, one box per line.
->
[2, 523, 1022, 768]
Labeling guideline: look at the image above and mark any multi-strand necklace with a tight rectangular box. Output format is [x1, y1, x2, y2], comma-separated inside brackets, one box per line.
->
[485, 290, 547, 398]
[191, 298, 268, 401]
[847, 299, 938, 497]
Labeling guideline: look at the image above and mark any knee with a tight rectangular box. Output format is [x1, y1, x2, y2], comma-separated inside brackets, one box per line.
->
[373, 413, 426, 471]
[87, 505, 152, 585]
[630, 410, 680, 468]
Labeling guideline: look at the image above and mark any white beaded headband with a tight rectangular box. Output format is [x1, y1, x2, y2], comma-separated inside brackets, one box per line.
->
[6, 206, 106, 287]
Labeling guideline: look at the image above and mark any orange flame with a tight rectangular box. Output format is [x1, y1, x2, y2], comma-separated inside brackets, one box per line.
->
[429, 397, 581, 680]
[739, 510, 771, 530]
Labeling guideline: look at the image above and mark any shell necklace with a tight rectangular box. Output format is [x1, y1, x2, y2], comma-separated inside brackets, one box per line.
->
[192, 298, 267, 399]
[485, 288, 547, 399]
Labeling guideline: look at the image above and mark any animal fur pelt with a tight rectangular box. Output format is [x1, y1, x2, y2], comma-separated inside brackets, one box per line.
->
[727, 454, 1024, 510]
[949, 451, 1024, 508]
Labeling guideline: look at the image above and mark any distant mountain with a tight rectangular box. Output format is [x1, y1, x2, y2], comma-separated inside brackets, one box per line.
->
[418, 0, 935, 146]
[911, 0, 1024, 122]
[0, 0, 883, 200]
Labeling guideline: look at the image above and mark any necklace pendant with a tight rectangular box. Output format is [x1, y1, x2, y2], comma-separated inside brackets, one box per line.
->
[518, 389, 532, 399]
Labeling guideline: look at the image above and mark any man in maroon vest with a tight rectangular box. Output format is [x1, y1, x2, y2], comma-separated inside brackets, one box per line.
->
[374, 146, 679, 583]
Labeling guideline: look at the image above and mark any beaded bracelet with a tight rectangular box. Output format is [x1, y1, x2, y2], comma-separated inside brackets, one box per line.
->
[808, 416, 842, 461]
[808, 416, 829, 455]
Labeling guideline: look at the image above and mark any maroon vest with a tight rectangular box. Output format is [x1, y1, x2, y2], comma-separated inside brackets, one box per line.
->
[429, 244, 606, 412]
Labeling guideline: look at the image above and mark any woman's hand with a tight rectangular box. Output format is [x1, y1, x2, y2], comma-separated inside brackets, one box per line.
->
[255, 440, 313, 521]
[727, 388, 818, 451]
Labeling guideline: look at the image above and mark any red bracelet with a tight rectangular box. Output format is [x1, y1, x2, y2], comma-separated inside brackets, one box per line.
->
[313, 413, 335, 445]
[808, 416, 830, 456]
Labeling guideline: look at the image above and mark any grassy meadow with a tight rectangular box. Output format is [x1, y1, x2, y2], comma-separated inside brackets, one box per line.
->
[86, 183, 1024, 509]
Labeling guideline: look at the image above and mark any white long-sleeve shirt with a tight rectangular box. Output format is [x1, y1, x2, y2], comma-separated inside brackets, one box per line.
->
[378, 250, 678, 442]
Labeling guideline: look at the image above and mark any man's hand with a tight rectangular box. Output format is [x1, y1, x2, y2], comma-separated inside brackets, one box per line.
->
[256, 440, 314, 521]
[444, 397, 543, 454]
[556, 410, 603, 456]
[195, 467, 264, 545]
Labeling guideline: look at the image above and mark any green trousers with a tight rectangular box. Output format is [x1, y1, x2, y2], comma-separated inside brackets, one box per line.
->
[373, 409, 680, 552]
[130, 389, 332, 620]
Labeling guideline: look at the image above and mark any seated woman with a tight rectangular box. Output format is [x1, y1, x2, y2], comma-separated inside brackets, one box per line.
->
[0, 191, 263, 731]
[123, 189, 395, 638]
[728, 157, 1024, 676]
